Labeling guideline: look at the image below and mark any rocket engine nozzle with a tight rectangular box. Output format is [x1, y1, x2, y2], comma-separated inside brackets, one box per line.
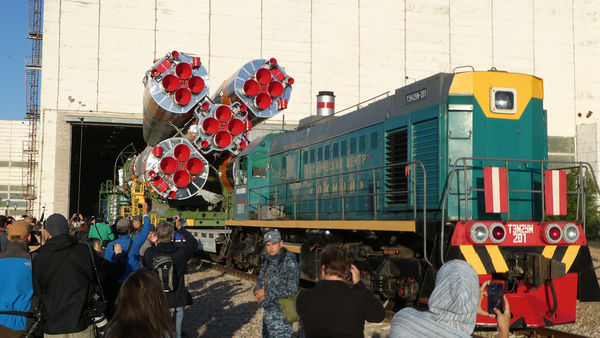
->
[142, 51, 210, 145]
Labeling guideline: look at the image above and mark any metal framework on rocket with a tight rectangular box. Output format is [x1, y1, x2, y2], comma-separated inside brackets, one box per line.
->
[128, 51, 293, 201]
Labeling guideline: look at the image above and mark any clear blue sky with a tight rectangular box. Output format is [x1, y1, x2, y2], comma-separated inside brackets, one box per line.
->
[0, 1, 29, 120]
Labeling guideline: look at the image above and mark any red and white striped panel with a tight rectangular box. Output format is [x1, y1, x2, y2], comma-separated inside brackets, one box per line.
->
[484, 167, 508, 213]
[545, 170, 567, 215]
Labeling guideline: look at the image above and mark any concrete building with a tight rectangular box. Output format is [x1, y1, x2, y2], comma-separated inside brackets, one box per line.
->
[38, 0, 600, 216]
[0, 120, 34, 217]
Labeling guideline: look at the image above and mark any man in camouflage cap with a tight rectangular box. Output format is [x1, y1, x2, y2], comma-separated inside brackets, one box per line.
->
[253, 230, 300, 337]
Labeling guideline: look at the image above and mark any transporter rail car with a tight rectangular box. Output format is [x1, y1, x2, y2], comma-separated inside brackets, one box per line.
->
[222, 70, 600, 328]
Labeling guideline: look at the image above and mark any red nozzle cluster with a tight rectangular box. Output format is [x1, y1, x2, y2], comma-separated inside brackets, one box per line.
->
[150, 51, 207, 107]
[148, 140, 208, 199]
[239, 58, 293, 115]
[194, 101, 250, 154]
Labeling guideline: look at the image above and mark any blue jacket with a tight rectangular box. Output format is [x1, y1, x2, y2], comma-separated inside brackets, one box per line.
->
[0, 241, 34, 331]
[104, 215, 151, 282]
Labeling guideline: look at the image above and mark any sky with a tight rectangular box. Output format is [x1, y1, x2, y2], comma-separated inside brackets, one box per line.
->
[0, 1, 29, 120]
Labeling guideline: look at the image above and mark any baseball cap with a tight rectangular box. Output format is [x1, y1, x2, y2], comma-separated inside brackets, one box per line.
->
[8, 220, 31, 241]
[264, 230, 282, 243]
[116, 218, 132, 233]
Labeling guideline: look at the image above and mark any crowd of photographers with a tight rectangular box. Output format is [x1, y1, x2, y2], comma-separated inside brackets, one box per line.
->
[0, 204, 197, 338]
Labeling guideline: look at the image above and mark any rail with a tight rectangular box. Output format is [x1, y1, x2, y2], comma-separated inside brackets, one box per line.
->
[244, 160, 432, 267]
[439, 157, 600, 264]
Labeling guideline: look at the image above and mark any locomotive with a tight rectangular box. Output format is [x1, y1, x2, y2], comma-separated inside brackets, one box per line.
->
[113, 50, 599, 329]
[220, 70, 600, 328]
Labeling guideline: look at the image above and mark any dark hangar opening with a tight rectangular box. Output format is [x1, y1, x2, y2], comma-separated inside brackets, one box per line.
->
[69, 123, 146, 218]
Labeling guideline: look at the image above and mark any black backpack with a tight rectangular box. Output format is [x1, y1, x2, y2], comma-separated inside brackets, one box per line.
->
[152, 252, 176, 292]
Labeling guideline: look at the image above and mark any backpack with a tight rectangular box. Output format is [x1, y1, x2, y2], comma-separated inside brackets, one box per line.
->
[152, 252, 176, 292]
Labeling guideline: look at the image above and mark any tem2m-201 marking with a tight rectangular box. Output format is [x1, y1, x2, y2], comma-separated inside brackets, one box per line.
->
[508, 223, 534, 243]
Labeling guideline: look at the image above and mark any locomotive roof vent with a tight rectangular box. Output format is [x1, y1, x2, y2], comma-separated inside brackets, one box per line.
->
[316, 91, 335, 116]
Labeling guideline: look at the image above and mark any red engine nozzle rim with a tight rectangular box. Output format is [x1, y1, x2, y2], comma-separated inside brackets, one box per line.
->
[175, 62, 193, 80]
[243, 79, 260, 96]
[173, 170, 191, 188]
[202, 117, 220, 134]
[216, 105, 233, 122]
[188, 76, 205, 94]
[162, 74, 179, 92]
[214, 131, 232, 148]
[175, 88, 192, 106]
[255, 93, 272, 110]
[173, 144, 191, 161]
[228, 119, 245, 136]
[160, 157, 177, 174]
[186, 157, 204, 175]
[256, 68, 272, 85]
[268, 81, 284, 98]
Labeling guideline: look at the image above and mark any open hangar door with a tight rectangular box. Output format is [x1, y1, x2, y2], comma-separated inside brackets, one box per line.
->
[68, 118, 145, 218]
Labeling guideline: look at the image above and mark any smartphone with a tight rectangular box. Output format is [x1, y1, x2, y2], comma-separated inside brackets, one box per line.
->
[487, 282, 504, 314]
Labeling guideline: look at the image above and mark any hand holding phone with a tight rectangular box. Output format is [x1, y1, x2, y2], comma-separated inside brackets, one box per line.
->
[487, 282, 505, 314]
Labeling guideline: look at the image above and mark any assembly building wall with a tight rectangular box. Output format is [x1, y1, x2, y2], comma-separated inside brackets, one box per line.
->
[0, 121, 34, 217]
[39, 0, 600, 216]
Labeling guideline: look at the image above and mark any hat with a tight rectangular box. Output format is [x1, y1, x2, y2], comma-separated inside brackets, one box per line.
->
[45, 214, 70, 236]
[132, 215, 142, 221]
[116, 218, 132, 233]
[264, 230, 281, 243]
[8, 220, 31, 241]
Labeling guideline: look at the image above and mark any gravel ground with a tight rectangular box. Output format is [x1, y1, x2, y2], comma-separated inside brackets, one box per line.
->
[181, 241, 600, 338]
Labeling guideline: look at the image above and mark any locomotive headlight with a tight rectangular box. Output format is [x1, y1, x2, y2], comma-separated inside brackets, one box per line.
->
[489, 223, 507, 243]
[470, 223, 488, 244]
[563, 223, 580, 243]
[490, 87, 517, 114]
[545, 223, 563, 244]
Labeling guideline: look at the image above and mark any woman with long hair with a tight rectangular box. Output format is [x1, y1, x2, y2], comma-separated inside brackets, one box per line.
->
[105, 269, 175, 338]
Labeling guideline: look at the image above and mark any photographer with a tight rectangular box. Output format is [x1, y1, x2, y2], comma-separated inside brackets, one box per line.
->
[296, 244, 385, 338]
[0, 221, 37, 337]
[142, 218, 198, 338]
[32, 213, 96, 336]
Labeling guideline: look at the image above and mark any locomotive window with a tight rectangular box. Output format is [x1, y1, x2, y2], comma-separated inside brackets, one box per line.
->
[318, 147, 323, 161]
[280, 157, 286, 178]
[490, 87, 517, 114]
[341, 140, 348, 156]
[371, 132, 378, 149]
[350, 138, 357, 154]
[333, 143, 339, 158]
[310, 149, 315, 163]
[325, 145, 330, 160]
[252, 152, 267, 178]
[303, 151, 308, 164]
[359, 135, 366, 152]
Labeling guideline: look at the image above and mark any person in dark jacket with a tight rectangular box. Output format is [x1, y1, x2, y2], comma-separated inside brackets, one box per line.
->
[0, 215, 9, 253]
[0, 221, 36, 337]
[32, 213, 95, 337]
[142, 220, 198, 338]
[296, 244, 385, 338]
[84, 237, 126, 320]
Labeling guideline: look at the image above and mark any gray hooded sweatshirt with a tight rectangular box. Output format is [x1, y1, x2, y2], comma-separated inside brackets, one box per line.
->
[389, 260, 480, 337]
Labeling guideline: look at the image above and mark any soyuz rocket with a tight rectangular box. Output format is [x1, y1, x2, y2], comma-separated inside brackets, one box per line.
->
[125, 51, 293, 201]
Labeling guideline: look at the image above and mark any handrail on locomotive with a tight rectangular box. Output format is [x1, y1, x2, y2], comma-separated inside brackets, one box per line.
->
[245, 160, 430, 267]
[440, 157, 600, 264]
